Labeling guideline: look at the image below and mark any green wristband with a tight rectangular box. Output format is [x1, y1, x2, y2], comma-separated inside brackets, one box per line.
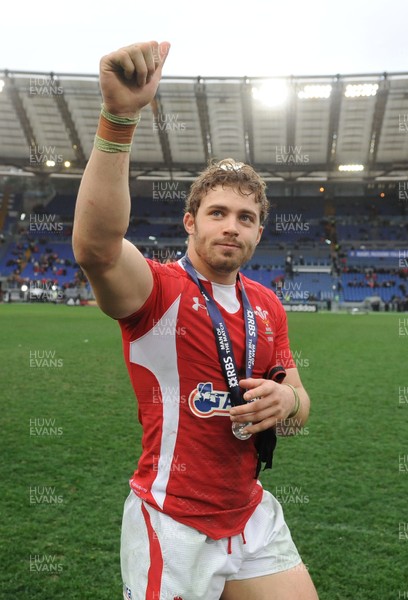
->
[101, 104, 141, 125]
[284, 383, 301, 419]
[94, 136, 133, 153]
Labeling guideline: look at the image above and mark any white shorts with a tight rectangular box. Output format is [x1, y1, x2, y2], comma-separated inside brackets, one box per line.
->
[120, 489, 302, 600]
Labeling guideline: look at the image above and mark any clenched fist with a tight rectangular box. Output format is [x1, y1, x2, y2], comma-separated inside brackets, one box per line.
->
[99, 40, 170, 118]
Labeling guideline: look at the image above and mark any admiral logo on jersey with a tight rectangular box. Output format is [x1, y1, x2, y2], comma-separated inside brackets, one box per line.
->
[189, 382, 232, 418]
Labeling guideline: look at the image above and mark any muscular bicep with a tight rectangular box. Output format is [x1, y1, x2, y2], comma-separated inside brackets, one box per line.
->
[81, 238, 153, 319]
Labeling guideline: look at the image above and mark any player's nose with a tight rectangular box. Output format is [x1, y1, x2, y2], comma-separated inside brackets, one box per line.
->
[221, 215, 240, 236]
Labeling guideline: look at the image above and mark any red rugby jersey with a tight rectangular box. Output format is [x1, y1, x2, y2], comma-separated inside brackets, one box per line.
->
[118, 259, 295, 539]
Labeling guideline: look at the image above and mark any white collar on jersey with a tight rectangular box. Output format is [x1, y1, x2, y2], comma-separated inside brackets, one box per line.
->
[177, 258, 240, 314]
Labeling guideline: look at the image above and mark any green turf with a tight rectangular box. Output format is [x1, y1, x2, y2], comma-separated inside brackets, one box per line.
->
[1, 304, 407, 599]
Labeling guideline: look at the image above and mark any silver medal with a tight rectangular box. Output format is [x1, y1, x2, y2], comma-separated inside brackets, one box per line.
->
[232, 421, 252, 440]
[231, 396, 259, 440]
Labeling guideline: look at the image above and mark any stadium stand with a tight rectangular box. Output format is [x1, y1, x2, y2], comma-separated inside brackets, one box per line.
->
[0, 69, 407, 310]
[1, 184, 406, 311]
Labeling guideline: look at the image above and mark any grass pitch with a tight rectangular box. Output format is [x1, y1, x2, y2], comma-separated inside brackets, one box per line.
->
[0, 304, 406, 599]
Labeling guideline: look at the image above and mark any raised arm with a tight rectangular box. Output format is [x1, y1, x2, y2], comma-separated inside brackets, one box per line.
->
[72, 41, 170, 319]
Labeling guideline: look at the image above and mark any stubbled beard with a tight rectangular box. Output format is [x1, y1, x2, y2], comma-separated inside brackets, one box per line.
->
[192, 234, 256, 273]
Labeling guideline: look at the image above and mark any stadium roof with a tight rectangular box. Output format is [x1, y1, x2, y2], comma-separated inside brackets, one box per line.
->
[0, 69, 408, 182]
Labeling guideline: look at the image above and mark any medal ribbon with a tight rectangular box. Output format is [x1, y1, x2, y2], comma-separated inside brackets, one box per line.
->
[182, 255, 257, 406]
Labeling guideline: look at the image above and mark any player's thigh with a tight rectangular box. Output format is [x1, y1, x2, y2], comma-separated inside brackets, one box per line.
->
[220, 562, 319, 600]
[121, 492, 229, 600]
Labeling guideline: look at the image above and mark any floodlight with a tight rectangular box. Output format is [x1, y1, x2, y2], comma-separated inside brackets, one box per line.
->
[252, 81, 289, 108]
[298, 85, 332, 99]
[345, 83, 378, 98]
[338, 164, 364, 172]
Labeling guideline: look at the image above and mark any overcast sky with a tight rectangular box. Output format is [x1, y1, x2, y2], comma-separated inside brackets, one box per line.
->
[1, 0, 407, 77]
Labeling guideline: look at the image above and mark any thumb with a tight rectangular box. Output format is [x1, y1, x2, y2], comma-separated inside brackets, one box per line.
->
[159, 41, 171, 65]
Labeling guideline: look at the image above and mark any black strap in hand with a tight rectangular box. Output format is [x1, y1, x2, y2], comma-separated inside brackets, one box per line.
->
[254, 365, 286, 478]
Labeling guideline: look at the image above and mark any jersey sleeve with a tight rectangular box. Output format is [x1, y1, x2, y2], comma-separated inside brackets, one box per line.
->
[118, 259, 181, 341]
[272, 297, 296, 370]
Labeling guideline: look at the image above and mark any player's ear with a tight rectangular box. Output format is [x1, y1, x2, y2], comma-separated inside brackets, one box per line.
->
[255, 225, 264, 245]
[183, 212, 195, 234]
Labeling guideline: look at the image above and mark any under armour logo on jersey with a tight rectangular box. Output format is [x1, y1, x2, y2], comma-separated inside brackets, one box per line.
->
[192, 296, 208, 313]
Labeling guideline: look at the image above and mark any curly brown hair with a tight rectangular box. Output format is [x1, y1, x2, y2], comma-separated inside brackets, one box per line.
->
[184, 158, 269, 225]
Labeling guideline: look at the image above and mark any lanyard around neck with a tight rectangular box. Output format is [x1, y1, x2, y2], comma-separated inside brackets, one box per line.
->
[182, 255, 257, 407]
